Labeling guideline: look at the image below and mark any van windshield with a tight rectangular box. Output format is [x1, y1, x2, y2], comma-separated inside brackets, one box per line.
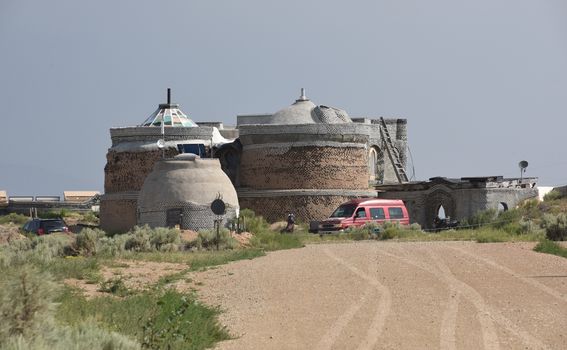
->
[330, 204, 356, 218]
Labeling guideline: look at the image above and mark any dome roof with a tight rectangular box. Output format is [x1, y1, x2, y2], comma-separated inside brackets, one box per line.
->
[268, 89, 352, 125]
[270, 90, 317, 125]
[140, 89, 198, 127]
[138, 155, 239, 210]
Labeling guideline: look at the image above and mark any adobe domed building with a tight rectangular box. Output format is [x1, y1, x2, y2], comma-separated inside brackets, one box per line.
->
[100, 89, 409, 232]
[229, 89, 409, 222]
[138, 154, 239, 230]
[100, 90, 235, 232]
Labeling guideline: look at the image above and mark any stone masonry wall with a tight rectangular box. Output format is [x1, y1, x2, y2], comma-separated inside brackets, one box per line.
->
[104, 148, 178, 193]
[239, 195, 359, 223]
[239, 145, 368, 190]
[99, 199, 137, 233]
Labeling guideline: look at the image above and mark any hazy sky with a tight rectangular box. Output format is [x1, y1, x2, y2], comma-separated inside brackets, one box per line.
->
[1, 0, 566, 196]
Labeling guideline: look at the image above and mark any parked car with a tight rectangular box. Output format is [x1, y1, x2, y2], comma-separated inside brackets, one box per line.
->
[318, 198, 409, 234]
[22, 218, 69, 235]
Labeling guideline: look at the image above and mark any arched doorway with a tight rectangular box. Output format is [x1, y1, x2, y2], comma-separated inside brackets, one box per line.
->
[498, 202, 508, 212]
[426, 189, 456, 229]
[368, 146, 384, 184]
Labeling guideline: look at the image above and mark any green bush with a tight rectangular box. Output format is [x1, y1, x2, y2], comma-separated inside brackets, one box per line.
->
[150, 227, 181, 251]
[196, 228, 237, 250]
[543, 190, 563, 202]
[462, 209, 498, 228]
[57, 289, 229, 350]
[0, 213, 29, 225]
[250, 230, 303, 251]
[540, 213, 567, 241]
[124, 226, 152, 252]
[73, 229, 105, 257]
[99, 278, 130, 297]
[239, 209, 270, 234]
[0, 266, 57, 341]
[534, 240, 567, 258]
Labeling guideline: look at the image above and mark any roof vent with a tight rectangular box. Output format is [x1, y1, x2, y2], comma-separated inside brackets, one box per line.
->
[296, 88, 309, 102]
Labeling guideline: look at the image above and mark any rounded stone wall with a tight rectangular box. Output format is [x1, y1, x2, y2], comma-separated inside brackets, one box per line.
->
[237, 124, 374, 222]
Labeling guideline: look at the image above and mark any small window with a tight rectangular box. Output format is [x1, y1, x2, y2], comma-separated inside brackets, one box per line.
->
[355, 208, 367, 218]
[369, 207, 385, 220]
[388, 207, 404, 219]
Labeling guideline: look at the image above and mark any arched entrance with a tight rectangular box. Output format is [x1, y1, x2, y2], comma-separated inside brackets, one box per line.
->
[368, 146, 384, 184]
[425, 189, 456, 229]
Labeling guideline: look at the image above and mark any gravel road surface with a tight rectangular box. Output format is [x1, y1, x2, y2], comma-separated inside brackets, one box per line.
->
[190, 241, 567, 350]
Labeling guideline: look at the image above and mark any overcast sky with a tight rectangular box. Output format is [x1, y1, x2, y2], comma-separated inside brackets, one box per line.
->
[1, 0, 566, 196]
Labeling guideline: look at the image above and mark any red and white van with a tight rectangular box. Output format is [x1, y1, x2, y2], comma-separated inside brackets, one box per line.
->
[318, 198, 409, 233]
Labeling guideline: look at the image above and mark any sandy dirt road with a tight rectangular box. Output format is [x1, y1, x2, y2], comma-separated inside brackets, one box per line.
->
[189, 241, 567, 350]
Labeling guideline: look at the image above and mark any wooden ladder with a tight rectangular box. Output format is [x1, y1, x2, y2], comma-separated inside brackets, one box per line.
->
[379, 117, 409, 183]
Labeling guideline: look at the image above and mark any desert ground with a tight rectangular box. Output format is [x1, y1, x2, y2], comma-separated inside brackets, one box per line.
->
[188, 241, 567, 350]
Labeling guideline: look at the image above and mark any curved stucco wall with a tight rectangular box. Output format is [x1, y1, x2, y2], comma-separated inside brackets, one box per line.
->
[138, 156, 239, 230]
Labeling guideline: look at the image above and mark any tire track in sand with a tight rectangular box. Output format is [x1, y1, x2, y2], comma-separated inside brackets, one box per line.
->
[314, 285, 374, 350]
[427, 251, 500, 350]
[381, 244, 549, 350]
[373, 245, 463, 350]
[448, 245, 567, 304]
[323, 248, 392, 350]
[439, 288, 460, 350]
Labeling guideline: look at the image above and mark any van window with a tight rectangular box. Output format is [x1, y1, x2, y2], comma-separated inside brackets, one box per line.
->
[355, 208, 367, 218]
[330, 204, 356, 218]
[388, 207, 404, 219]
[369, 208, 385, 219]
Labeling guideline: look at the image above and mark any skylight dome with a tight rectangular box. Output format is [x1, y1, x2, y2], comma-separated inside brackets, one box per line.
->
[140, 88, 198, 127]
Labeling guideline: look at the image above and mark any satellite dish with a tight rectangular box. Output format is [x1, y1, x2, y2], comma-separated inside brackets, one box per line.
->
[211, 199, 226, 215]
[519, 160, 528, 170]
[157, 139, 165, 149]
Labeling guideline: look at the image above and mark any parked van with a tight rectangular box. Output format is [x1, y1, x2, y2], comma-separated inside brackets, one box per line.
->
[318, 198, 409, 233]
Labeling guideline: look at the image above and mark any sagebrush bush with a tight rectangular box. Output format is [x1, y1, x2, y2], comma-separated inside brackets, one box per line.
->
[0, 266, 57, 341]
[150, 227, 181, 251]
[239, 209, 270, 233]
[73, 229, 105, 256]
[196, 228, 236, 250]
[124, 226, 152, 252]
[462, 209, 498, 228]
[410, 223, 422, 231]
[541, 213, 567, 241]
[543, 190, 563, 202]
[0, 213, 29, 225]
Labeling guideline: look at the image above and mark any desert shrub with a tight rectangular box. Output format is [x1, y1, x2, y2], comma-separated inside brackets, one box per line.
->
[462, 209, 498, 228]
[149, 227, 180, 251]
[239, 209, 270, 234]
[124, 226, 152, 252]
[540, 213, 567, 241]
[99, 278, 130, 297]
[534, 240, 567, 258]
[80, 211, 99, 225]
[544, 190, 563, 202]
[123, 226, 182, 252]
[380, 221, 401, 240]
[72, 228, 105, 256]
[159, 243, 179, 252]
[250, 230, 303, 251]
[196, 228, 236, 250]
[519, 199, 542, 220]
[97, 235, 128, 257]
[38, 209, 70, 219]
[0, 213, 29, 225]
[57, 289, 228, 350]
[0, 266, 57, 341]
[409, 223, 422, 231]
[0, 266, 140, 349]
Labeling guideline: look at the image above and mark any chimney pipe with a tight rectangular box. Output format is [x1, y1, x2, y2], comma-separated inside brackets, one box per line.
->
[167, 88, 171, 105]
